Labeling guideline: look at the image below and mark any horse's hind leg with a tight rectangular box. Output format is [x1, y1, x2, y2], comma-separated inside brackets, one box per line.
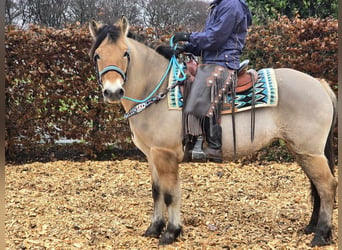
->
[144, 147, 182, 245]
[304, 181, 320, 234]
[296, 153, 337, 246]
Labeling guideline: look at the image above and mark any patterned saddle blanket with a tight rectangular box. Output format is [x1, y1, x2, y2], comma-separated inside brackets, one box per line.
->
[168, 68, 278, 114]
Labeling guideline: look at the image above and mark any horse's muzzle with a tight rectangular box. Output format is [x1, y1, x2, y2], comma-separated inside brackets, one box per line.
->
[103, 87, 125, 102]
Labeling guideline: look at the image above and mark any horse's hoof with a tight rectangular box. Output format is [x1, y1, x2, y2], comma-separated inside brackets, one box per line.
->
[158, 224, 182, 245]
[311, 230, 332, 246]
[143, 220, 165, 238]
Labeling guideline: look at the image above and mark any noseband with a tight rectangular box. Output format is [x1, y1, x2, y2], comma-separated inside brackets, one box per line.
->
[94, 50, 130, 86]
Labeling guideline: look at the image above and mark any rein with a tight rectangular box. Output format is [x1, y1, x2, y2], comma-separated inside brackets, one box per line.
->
[123, 37, 186, 118]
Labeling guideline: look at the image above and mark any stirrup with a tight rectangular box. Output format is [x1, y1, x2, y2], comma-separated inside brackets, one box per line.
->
[191, 136, 206, 162]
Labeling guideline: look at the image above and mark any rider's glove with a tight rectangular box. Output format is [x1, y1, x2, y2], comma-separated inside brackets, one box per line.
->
[173, 32, 191, 43]
[156, 45, 186, 59]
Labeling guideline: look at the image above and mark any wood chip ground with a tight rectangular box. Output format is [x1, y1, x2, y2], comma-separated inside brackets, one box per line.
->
[6, 160, 338, 249]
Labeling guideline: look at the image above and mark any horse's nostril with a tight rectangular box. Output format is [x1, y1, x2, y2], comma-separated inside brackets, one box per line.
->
[103, 88, 123, 100]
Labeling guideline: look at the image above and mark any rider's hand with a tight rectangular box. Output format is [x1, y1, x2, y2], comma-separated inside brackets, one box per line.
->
[175, 46, 186, 55]
[156, 45, 185, 59]
[173, 32, 191, 43]
[156, 45, 173, 59]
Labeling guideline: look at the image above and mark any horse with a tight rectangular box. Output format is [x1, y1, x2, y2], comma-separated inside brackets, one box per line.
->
[88, 16, 337, 246]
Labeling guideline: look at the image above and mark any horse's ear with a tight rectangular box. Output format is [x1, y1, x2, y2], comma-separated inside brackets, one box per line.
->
[89, 19, 102, 39]
[119, 15, 130, 37]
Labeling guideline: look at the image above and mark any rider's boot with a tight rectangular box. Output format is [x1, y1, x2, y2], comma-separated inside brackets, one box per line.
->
[204, 122, 223, 163]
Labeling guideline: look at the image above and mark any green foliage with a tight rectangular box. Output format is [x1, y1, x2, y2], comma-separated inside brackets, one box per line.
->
[247, 0, 338, 24]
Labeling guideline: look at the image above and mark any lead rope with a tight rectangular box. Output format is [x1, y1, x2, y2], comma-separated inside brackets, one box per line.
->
[123, 38, 186, 118]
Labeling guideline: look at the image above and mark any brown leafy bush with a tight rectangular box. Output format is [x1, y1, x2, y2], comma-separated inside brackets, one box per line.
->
[5, 17, 338, 161]
[5, 24, 131, 160]
[244, 15, 338, 85]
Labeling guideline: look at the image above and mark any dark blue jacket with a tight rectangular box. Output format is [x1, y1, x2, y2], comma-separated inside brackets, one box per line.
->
[185, 0, 252, 70]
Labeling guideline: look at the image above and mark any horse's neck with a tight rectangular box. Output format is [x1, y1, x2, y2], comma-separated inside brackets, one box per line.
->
[121, 39, 170, 112]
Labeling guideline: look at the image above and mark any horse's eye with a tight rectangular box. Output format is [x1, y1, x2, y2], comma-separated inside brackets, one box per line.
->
[94, 54, 100, 62]
[123, 51, 129, 58]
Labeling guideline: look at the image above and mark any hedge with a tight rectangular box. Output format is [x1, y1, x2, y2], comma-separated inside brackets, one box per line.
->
[5, 16, 338, 161]
[5, 24, 131, 159]
[244, 15, 338, 84]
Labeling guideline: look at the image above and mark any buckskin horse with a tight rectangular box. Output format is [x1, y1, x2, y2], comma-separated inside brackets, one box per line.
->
[88, 16, 337, 246]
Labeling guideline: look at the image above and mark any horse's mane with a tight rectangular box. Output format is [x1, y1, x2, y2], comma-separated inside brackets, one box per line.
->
[90, 23, 170, 60]
[127, 30, 170, 59]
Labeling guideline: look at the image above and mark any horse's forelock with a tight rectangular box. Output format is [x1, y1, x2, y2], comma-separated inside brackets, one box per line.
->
[89, 24, 169, 60]
[90, 24, 121, 58]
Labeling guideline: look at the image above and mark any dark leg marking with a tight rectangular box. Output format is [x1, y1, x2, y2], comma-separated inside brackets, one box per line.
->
[144, 183, 165, 238]
[304, 182, 320, 234]
[164, 192, 173, 207]
[159, 223, 183, 245]
[152, 183, 160, 201]
[143, 219, 166, 238]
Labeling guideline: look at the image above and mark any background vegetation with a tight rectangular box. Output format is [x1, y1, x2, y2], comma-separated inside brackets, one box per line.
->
[5, 0, 338, 28]
[5, 0, 338, 162]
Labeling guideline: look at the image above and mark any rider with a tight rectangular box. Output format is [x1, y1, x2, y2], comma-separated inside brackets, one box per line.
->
[173, 0, 252, 162]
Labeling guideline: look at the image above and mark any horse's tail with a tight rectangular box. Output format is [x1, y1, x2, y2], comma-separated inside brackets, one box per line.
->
[320, 79, 337, 175]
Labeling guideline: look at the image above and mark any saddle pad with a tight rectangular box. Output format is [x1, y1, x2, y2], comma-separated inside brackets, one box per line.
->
[167, 65, 184, 109]
[168, 68, 278, 114]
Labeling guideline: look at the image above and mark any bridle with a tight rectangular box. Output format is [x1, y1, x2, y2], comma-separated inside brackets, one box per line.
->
[92, 36, 186, 118]
[94, 50, 131, 87]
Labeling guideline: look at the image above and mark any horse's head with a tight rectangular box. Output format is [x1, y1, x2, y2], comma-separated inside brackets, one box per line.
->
[89, 16, 130, 103]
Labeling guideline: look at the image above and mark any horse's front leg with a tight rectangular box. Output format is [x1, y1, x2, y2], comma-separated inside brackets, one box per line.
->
[143, 161, 166, 238]
[144, 147, 182, 245]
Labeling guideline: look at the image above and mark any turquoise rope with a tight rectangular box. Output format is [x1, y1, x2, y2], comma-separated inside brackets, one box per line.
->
[122, 36, 186, 103]
[169, 35, 187, 82]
